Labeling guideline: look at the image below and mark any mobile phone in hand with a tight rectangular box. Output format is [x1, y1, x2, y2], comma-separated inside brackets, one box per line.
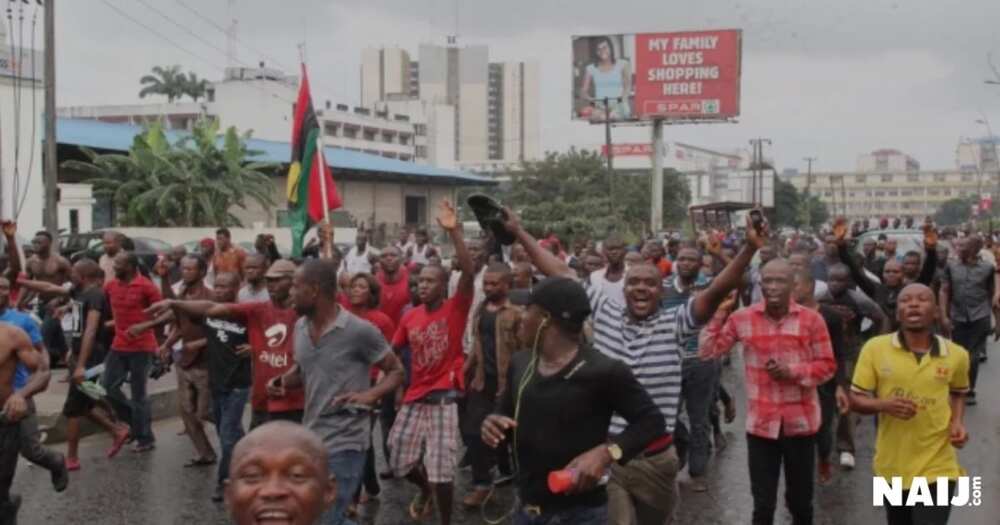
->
[749, 209, 765, 233]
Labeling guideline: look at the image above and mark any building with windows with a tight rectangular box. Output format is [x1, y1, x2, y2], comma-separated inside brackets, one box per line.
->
[361, 43, 540, 165]
[58, 64, 433, 164]
[783, 168, 983, 223]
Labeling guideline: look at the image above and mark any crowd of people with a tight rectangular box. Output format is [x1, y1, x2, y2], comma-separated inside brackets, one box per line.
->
[0, 203, 991, 525]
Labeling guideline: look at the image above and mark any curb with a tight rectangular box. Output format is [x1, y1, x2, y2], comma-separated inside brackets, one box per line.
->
[37, 387, 179, 445]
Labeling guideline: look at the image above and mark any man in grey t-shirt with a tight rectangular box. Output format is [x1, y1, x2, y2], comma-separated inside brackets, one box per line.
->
[269, 259, 404, 525]
[237, 254, 270, 303]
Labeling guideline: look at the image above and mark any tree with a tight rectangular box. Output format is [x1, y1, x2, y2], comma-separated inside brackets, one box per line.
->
[139, 65, 189, 103]
[768, 178, 829, 230]
[63, 119, 276, 227]
[934, 196, 977, 226]
[184, 71, 210, 101]
[485, 148, 690, 241]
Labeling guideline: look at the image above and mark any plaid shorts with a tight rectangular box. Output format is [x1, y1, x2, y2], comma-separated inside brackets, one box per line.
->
[387, 402, 459, 484]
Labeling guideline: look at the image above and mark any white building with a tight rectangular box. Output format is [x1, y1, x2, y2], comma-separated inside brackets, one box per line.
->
[857, 149, 920, 173]
[0, 25, 46, 234]
[376, 97, 456, 168]
[362, 44, 540, 165]
[956, 137, 1000, 175]
[58, 65, 424, 163]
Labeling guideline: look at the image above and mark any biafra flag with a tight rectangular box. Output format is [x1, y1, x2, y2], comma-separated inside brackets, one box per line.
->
[286, 64, 342, 257]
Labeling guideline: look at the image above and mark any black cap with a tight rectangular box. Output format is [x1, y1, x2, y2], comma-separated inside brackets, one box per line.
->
[467, 194, 515, 246]
[509, 277, 592, 325]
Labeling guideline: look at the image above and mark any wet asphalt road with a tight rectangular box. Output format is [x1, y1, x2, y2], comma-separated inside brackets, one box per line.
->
[12, 345, 1000, 525]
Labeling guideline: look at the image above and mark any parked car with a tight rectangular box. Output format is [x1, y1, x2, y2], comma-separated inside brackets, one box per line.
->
[59, 231, 106, 259]
[70, 236, 172, 271]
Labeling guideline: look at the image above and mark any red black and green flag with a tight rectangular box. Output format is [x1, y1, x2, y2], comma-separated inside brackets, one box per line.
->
[286, 64, 342, 256]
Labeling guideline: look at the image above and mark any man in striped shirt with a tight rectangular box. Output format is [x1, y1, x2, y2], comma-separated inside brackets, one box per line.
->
[502, 211, 764, 524]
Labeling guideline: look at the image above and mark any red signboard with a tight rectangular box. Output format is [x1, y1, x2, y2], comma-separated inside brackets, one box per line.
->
[572, 29, 742, 122]
[601, 143, 653, 157]
[634, 30, 742, 119]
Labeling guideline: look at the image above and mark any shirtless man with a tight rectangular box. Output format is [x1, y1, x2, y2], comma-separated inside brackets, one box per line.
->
[1, 323, 50, 525]
[18, 231, 73, 365]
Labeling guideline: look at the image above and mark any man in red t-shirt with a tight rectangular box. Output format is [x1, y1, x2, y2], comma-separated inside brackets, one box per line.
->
[376, 246, 411, 326]
[102, 252, 163, 452]
[148, 259, 304, 429]
[387, 200, 475, 525]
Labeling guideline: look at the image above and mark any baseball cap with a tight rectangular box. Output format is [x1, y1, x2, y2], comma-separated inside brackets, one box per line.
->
[265, 259, 297, 279]
[509, 276, 592, 325]
[199, 238, 215, 250]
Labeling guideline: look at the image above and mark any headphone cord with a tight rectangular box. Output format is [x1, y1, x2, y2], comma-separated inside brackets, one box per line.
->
[479, 318, 547, 524]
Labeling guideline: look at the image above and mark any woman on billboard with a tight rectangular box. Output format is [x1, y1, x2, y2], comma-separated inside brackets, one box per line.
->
[579, 36, 632, 120]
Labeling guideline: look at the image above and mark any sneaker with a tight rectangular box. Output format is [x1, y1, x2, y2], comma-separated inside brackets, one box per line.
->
[818, 461, 833, 484]
[132, 442, 156, 453]
[51, 454, 69, 492]
[462, 487, 491, 508]
[211, 485, 225, 503]
[839, 452, 855, 470]
[65, 457, 81, 472]
[966, 391, 977, 406]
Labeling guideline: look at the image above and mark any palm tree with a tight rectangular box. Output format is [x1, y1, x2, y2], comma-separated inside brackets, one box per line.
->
[63, 119, 277, 227]
[184, 71, 210, 101]
[139, 65, 188, 103]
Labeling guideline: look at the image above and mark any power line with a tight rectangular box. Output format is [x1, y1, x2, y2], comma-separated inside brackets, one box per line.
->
[98, 0, 296, 106]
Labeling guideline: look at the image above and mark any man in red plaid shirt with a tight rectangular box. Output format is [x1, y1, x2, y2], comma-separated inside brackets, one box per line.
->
[700, 258, 836, 525]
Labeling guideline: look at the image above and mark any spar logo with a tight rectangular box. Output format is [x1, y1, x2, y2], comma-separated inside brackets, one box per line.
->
[873, 477, 982, 507]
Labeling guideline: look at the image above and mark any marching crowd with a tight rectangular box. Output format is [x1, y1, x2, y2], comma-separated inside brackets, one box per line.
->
[0, 200, 991, 525]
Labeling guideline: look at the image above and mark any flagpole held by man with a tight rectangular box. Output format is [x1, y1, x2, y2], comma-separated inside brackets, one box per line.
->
[286, 62, 342, 257]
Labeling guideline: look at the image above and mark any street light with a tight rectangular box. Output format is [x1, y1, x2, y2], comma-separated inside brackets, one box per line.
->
[987, 80, 1000, 85]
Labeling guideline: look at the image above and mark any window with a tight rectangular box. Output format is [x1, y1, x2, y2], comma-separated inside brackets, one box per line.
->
[69, 210, 80, 234]
[855, 174, 867, 183]
[875, 191, 886, 197]
[363, 129, 377, 141]
[934, 173, 946, 182]
[416, 145, 428, 158]
[343, 127, 358, 139]
[881, 174, 893, 183]
[399, 134, 412, 145]
[907, 173, 920, 182]
[414, 124, 427, 136]
[405, 196, 427, 225]
[887, 190, 898, 197]
[928, 189, 939, 196]
[961, 174, 975, 182]
[276, 209, 292, 227]
[943, 189, 952, 196]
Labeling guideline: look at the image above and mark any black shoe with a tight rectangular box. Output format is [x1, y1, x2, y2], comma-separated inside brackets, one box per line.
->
[212, 485, 225, 503]
[52, 454, 69, 493]
[378, 469, 395, 480]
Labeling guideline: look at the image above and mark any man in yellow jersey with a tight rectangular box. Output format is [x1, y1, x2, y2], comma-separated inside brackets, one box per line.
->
[849, 283, 969, 525]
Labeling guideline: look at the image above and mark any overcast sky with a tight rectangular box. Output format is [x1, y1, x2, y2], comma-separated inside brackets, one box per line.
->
[35, 0, 1000, 171]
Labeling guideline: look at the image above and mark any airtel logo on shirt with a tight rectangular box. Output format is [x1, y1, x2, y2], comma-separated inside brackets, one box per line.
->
[259, 351, 289, 368]
[264, 324, 288, 347]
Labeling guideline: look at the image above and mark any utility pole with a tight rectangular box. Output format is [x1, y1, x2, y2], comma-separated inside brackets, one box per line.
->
[802, 156, 817, 228]
[748, 138, 772, 206]
[604, 97, 614, 215]
[651, 119, 664, 234]
[43, 0, 58, 238]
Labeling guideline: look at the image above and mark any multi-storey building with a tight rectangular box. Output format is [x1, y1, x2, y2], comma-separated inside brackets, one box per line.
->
[361, 43, 540, 165]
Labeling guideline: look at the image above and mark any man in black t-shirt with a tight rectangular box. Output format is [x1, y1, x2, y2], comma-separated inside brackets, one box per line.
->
[482, 277, 663, 524]
[196, 272, 251, 503]
[20, 259, 131, 470]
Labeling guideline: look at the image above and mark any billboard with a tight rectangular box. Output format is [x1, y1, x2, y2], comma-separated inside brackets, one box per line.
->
[572, 29, 742, 122]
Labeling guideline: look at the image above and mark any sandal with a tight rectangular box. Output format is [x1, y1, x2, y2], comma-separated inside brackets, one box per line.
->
[184, 457, 218, 468]
[408, 491, 434, 521]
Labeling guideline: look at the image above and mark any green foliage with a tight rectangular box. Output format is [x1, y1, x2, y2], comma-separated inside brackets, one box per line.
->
[769, 178, 829, 230]
[934, 196, 978, 226]
[139, 65, 210, 102]
[471, 148, 690, 241]
[63, 119, 277, 227]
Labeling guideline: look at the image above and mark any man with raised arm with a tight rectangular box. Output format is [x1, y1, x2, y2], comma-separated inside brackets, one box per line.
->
[502, 207, 765, 524]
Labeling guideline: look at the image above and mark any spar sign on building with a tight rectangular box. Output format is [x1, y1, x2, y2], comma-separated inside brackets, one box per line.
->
[572, 29, 742, 122]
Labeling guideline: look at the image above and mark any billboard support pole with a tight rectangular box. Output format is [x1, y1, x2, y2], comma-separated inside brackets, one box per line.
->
[651, 119, 664, 234]
[604, 97, 614, 215]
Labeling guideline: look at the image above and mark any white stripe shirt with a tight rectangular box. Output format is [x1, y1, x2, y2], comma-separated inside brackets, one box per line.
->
[587, 286, 697, 436]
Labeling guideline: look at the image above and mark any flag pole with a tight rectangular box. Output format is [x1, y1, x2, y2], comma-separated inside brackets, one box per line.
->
[315, 134, 334, 260]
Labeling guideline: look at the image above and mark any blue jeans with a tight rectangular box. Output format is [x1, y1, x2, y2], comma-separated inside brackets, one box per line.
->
[101, 351, 154, 446]
[675, 358, 720, 477]
[514, 504, 608, 525]
[212, 388, 249, 486]
[322, 449, 366, 525]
